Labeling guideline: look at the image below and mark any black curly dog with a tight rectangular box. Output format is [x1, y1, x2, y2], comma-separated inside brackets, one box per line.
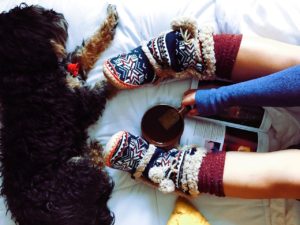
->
[0, 3, 118, 225]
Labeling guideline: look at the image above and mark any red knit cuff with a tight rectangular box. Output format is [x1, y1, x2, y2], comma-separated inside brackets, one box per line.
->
[198, 151, 226, 197]
[213, 34, 242, 80]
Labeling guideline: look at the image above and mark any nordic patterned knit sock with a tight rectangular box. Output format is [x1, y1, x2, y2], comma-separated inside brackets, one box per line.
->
[103, 18, 209, 89]
[104, 131, 226, 197]
[103, 46, 156, 89]
[195, 65, 300, 116]
[103, 17, 242, 89]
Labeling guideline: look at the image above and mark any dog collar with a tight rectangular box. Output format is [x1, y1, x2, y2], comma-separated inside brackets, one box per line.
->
[67, 63, 79, 77]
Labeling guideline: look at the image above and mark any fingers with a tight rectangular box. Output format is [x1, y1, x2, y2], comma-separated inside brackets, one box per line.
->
[182, 89, 199, 116]
[182, 89, 196, 106]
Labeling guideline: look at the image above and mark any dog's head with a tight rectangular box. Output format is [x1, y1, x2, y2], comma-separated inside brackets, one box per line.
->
[4, 159, 115, 225]
[0, 3, 68, 77]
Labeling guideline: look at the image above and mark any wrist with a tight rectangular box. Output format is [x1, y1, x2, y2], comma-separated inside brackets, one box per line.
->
[195, 88, 219, 116]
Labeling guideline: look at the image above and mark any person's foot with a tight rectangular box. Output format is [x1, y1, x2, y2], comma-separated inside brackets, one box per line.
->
[103, 18, 217, 90]
[104, 131, 206, 195]
[103, 46, 157, 89]
[103, 131, 154, 174]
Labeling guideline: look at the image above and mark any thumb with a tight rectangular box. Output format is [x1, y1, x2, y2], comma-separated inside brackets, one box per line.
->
[182, 90, 196, 106]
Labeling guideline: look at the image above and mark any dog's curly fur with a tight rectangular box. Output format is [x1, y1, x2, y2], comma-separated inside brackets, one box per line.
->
[0, 3, 118, 225]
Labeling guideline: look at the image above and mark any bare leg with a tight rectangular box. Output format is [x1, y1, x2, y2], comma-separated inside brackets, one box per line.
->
[231, 36, 300, 81]
[223, 149, 300, 199]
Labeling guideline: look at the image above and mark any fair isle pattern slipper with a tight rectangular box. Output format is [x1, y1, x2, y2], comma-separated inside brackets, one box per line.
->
[103, 18, 216, 89]
[104, 131, 206, 196]
[146, 30, 204, 73]
[103, 31, 204, 89]
[104, 131, 156, 175]
[103, 46, 157, 89]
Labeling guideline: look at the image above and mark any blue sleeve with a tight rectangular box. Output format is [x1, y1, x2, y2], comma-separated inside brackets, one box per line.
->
[195, 65, 300, 116]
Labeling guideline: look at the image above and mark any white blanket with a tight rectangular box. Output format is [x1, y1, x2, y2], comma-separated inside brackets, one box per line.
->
[0, 0, 299, 225]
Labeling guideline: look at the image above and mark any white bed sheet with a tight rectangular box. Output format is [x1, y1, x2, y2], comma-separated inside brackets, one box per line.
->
[0, 0, 300, 225]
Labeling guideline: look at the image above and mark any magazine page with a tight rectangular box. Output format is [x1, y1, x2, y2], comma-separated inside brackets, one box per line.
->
[181, 118, 269, 153]
[190, 78, 271, 132]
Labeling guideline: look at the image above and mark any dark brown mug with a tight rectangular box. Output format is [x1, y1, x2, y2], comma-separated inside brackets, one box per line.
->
[141, 104, 191, 149]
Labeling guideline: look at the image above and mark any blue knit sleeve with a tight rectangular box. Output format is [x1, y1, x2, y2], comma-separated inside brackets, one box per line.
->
[195, 65, 300, 116]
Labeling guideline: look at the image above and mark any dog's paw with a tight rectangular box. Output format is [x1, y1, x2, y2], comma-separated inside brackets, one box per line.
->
[106, 4, 119, 32]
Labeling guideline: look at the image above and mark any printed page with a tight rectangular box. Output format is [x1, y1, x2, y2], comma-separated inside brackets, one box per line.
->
[181, 117, 269, 153]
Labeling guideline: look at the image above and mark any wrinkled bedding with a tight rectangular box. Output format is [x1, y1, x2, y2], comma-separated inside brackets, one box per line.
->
[0, 0, 299, 224]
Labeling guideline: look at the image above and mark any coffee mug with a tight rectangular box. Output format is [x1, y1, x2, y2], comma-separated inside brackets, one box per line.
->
[141, 104, 191, 149]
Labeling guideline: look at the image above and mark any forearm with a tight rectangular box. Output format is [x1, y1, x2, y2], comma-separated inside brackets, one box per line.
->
[195, 65, 300, 115]
[231, 36, 300, 81]
[223, 150, 300, 199]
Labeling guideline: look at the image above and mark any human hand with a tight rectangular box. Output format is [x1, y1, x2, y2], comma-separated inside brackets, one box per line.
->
[182, 88, 223, 116]
[181, 89, 200, 116]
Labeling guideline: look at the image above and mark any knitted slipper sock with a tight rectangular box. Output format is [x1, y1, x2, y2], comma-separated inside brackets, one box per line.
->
[103, 46, 157, 89]
[213, 34, 242, 80]
[104, 131, 226, 197]
[103, 18, 211, 89]
[103, 18, 242, 89]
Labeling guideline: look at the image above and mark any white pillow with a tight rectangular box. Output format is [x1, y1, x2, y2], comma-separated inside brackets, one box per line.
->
[216, 0, 300, 44]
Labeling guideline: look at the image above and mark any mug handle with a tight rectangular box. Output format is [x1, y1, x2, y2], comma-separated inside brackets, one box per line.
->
[178, 105, 192, 117]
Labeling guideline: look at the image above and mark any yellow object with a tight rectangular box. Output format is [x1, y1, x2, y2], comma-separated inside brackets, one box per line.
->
[167, 197, 210, 225]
